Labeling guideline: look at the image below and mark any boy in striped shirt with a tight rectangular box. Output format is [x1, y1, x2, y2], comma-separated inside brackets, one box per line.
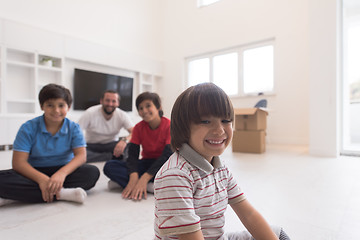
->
[154, 83, 289, 240]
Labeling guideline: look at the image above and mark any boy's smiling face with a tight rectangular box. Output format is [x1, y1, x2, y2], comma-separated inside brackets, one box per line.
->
[137, 99, 160, 123]
[41, 98, 69, 124]
[189, 116, 233, 162]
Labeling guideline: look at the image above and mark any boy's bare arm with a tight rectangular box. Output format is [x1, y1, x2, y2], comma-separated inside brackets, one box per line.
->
[178, 230, 204, 240]
[231, 199, 278, 240]
[12, 151, 48, 182]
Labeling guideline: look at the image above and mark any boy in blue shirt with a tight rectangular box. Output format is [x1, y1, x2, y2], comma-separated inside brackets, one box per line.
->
[0, 84, 100, 206]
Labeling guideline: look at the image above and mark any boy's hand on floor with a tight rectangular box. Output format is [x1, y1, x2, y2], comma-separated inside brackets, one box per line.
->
[130, 180, 148, 200]
[122, 179, 137, 199]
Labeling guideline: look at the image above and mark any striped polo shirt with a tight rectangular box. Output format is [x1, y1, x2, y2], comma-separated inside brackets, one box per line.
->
[154, 144, 246, 239]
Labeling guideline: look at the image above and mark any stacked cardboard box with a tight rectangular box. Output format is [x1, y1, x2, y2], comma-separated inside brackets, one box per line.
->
[232, 108, 268, 153]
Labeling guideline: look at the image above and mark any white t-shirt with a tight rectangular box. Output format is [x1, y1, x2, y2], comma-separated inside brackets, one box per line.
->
[78, 105, 133, 144]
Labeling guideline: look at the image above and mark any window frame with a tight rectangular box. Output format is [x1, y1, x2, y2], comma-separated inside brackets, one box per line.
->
[185, 39, 275, 98]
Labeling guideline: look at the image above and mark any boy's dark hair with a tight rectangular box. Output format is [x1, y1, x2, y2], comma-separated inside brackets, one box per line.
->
[101, 90, 120, 102]
[170, 82, 234, 151]
[38, 84, 72, 107]
[136, 92, 164, 117]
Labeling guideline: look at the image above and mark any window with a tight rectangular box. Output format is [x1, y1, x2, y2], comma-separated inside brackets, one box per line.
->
[243, 46, 274, 94]
[198, 0, 221, 7]
[186, 41, 274, 96]
[188, 58, 209, 86]
[213, 52, 238, 95]
[341, 0, 360, 155]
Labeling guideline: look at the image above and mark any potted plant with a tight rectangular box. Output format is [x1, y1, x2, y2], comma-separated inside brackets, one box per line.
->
[40, 56, 53, 67]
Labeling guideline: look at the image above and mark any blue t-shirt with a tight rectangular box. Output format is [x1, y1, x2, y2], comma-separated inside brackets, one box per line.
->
[13, 115, 86, 167]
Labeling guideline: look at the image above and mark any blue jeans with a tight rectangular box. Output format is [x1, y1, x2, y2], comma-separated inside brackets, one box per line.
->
[103, 159, 156, 188]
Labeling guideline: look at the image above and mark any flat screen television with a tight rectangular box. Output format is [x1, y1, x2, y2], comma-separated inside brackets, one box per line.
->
[73, 68, 133, 111]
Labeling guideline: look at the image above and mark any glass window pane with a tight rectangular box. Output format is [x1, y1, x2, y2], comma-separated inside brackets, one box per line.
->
[243, 45, 274, 94]
[348, 25, 360, 103]
[188, 58, 209, 86]
[213, 52, 238, 95]
[341, 2, 360, 154]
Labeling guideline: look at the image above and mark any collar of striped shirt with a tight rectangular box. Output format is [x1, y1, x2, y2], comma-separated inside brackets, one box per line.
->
[179, 143, 223, 173]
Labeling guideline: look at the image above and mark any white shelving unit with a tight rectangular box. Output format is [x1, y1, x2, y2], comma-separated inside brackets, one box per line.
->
[0, 47, 63, 115]
[138, 73, 161, 93]
[139, 73, 153, 93]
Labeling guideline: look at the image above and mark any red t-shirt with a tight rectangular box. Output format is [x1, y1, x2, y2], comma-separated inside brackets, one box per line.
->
[130, 117, 171, 159]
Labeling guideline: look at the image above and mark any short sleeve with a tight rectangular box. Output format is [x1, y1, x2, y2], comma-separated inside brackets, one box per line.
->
[121, 111, 133, 130]
[226, 169, 246, 205]
[71, 123, 86, 149]
[77, 110, 89, 130]
[154, 168, 201, 236]
[13, 123, 33, 153]
[130, 122, 142, 145]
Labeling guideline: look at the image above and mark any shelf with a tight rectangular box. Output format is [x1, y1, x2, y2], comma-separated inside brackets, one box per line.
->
[7, 101, 36, 114]
[38, 65, 62, 72]
[38, 55, 62, 68]
[7, 98, 37, 103]
[7, 48, 35, 64]
[6, 65, 36, 100]
[139, 73, 154, 93]
[6, 60, 35, 68]
[140, 73, 153, 84]
[141, 84, 153, 92]
[38, 69, 62, 87]
[142, 82, 152, 86]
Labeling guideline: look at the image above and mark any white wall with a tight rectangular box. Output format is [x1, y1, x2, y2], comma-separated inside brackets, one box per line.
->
[309, 0, 339, 157]
[0, 0, 163, 62]
[160, 0, 310, 145]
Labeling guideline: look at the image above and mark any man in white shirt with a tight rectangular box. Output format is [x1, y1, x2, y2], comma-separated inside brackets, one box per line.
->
[78, 90, 134, 162]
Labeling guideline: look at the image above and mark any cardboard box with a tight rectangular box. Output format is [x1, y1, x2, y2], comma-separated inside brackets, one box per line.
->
[232, 130, 266, 153]
[234, 108, 268, 131]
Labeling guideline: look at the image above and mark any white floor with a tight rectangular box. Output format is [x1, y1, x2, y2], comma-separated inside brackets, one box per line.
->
[1, 145, 360, 240]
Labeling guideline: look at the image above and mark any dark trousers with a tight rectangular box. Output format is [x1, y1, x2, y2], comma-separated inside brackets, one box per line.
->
[103, 159, 155, 188]
[0, 164, 100, 203]
[87, 141, 123, 162]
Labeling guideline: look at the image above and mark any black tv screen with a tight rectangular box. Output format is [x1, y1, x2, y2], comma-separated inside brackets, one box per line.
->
[73, 68, 133, 111]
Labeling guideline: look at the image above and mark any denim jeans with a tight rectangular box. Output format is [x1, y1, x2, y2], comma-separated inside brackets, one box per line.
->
[103, 158, 156, 188]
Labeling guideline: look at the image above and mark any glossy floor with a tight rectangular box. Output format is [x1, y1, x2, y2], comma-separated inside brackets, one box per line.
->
[0, 145, 359, 240]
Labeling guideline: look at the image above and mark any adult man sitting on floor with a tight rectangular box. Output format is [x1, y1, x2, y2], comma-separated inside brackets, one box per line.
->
[78, 90, 133, 162]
